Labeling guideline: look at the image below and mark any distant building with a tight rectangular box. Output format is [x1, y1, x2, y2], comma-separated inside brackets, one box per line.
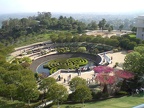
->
[135, 15, 144, 40]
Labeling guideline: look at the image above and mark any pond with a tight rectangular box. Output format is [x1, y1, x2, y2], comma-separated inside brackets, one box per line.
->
[36, 59, 96, 76]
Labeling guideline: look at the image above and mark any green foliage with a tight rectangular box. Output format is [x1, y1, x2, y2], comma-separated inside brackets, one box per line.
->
[39, 77, 56, 94]
[92, 91, 102, 100]
[76, 47, 86, 53]
[55, 42, 113, 54]
[47, 83, 68, 107]
[11, 57, 32, 69]
[71, 85, 92, 104]
[69, 77, 87, 91]
[57, 47, 70, 53]
[113, 49, 118, 52]
[12, 57, 32, 64]
[0, 12, 87, 46]
[44, 57, 88, 73]
[115, 91, 128, 96]
[101, 93, 109, 98]
[123, 51, 141, 73]
[134, 46, 144, 54]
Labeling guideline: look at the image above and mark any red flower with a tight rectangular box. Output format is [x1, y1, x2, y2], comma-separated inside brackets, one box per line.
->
[115, 70, 134, 79]
[96, 72, 116, 84]
[93, 66, 114, 73]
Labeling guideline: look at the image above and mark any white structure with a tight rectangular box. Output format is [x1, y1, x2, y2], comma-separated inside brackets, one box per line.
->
[135, 15, 144, 40]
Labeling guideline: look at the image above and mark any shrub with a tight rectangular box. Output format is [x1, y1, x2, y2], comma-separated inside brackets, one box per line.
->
[113, 49, 118, 52]
[92, 91, 102, 100]
[102, 93, 109, 98]
[44, 57, 88, 73]
[65, 106, 81, 108]
[115, 91, 128, 96]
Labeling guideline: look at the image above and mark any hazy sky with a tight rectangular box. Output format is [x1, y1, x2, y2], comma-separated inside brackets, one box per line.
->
[0, 0, 144, 14]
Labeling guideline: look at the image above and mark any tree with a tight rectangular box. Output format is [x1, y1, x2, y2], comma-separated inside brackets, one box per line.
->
[0, 79, 6, 96]
[65, 36, 72, 42]
[119, 38, 130, 49]
[127, 41, 137, 50]
[119, 25, 124, 31]
[47, 83, 68, 108]
[72, 35, 79, 42]
[131, 27, 137, 33]
[94, 66, 134, 94]
[108, 26, 113, 32]
[50, 34, 58, 43]
[39, 77, 56, 103]
[17, 81, 39, 104]
[123, 46, 144, 87]
[16, 69, 39, 104]
[6, 84, 17, 101]
[94, 66, 115, 93]
[77, 47, 86, 53]
[115, 70, 134, 91]
[79, 35, 86, 42]
[123, 51, 141, 74]
[85, 36, 94, 42]
[98, 19, 106, 31]
[108, 39, 119, 47]
[89, 48, 99, 55]
[134, 46, 144, 54]
[72, 85, 92, 107]
[87, 21, 98, 30]
[69, 77, 87, 91]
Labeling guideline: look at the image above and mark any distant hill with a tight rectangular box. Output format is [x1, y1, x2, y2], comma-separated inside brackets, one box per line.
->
[0, 11, 144, 28]
[0, 13, 37, 28]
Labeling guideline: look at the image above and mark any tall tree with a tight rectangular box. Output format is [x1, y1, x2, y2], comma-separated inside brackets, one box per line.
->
[47, 83, 68, 108]
[119, 25, 124, 31]
[72, 85, 92, 107]
[69, 77, 87, 91]
[123, 51, 141, 74]
[17, 81, 39, 104]
[98, 19, 106, 31]
[39, 77, 56, 103]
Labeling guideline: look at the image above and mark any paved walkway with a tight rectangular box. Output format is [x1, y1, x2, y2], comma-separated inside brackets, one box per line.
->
[106, 51, 127, 69]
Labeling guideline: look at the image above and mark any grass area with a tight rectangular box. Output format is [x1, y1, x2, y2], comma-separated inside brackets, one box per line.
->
[52, 96, 144, 108]
[14, 33, 51, 47]
[0, 95, 144, 108]
[129, 34, 136, 38]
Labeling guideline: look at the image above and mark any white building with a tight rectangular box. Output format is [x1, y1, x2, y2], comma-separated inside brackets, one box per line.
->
[135, 15, 144, 40]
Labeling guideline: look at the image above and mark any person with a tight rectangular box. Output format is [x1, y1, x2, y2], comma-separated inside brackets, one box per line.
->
[68, 68, 70, 72]
[136, 89, 139, 94]
[64, 78, 66, 83]
[58, 75, 61, 81]
[76, 68, 79, 76]
[69, 74, 71, 79]
[92, 75, 95, 82]
[79, 68, 81, 75]
[67, 76, 70, 83]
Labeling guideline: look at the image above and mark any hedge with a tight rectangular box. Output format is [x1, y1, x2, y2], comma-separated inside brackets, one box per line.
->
[43, 57, 88, 73]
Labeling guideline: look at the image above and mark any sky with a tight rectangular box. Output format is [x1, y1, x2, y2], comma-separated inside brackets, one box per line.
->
[0, 0, 144, 14]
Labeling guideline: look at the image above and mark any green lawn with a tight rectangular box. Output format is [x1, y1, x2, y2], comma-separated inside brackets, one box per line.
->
[129, 34, 136, 38]
[52, 96, 144, 108]
[1, 95, 144, 108]
[14, 33, 51, 47]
